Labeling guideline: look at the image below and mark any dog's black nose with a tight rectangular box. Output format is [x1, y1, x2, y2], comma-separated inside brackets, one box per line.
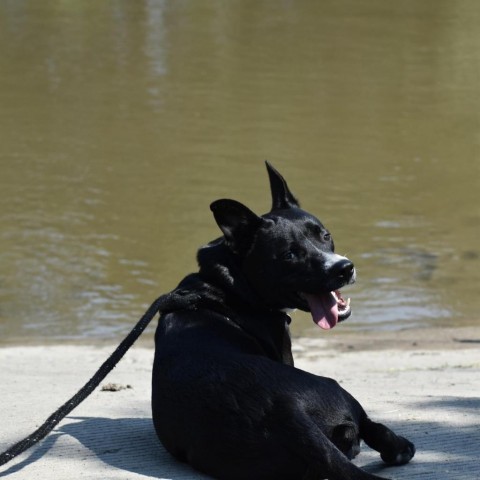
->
[331, 259, 355, 283]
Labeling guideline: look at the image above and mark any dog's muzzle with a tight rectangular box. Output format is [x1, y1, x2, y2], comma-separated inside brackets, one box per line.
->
[302, 255, 355, 330]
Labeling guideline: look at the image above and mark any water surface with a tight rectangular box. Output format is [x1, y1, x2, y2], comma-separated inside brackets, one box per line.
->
[0, 1, 478, 344]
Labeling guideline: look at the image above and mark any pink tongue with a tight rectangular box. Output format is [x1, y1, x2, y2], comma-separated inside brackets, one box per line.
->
[304, 292, 339, 330]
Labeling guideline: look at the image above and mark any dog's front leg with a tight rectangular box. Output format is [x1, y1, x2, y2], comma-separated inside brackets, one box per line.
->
[360, 417, 415, 465]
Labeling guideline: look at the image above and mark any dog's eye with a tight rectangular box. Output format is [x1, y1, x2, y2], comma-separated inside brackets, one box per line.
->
[323, 233, 331, 242]
[282, 250, 295, 261]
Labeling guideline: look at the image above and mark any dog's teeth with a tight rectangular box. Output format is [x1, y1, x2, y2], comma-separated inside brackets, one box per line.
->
[346, 298, 350, 307]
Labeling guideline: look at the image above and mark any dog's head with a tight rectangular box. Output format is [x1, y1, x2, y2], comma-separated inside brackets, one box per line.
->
[210, 162, 355, 329]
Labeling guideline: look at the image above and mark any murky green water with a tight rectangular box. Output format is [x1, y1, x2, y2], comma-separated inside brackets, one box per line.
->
[0, 1, 479, 345]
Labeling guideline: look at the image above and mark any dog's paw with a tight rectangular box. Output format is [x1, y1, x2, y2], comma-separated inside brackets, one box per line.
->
[380, 436, 415, 465]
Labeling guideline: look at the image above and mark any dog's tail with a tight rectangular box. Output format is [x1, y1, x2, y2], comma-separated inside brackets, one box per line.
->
[0, 290, 197, 468]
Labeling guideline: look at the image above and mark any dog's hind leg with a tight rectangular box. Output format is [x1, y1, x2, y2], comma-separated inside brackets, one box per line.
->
[303, 465, 389, 480]
[360, 417, 415, 466]
[282, 409, 391, 480]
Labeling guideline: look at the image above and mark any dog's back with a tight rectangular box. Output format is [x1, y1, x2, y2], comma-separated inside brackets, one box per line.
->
[153, 308, 364, 480]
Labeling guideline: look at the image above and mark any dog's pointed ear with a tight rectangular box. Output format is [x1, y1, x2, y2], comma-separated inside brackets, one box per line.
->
[210, 199, 262, 254]
[265, 161, 300, 210]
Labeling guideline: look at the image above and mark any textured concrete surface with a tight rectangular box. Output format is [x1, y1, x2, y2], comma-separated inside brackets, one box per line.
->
[0, 332, 478, 479]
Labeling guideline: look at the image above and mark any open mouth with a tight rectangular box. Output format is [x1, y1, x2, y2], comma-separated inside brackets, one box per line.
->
[302, 290, 351, 330]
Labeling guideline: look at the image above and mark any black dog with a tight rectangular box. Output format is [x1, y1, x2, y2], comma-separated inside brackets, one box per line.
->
[152, 163, 415, 480]
[0, 163, 414, 478]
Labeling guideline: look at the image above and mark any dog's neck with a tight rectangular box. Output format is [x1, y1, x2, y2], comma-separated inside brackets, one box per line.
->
[196, 238, 267, 313]
[163, 239, 293, 364]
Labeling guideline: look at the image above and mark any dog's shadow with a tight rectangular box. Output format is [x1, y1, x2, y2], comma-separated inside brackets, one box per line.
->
[0, 417, 211, 479]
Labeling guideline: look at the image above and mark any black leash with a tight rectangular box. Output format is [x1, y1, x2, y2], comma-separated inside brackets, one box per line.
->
[0, 290, 197, 467]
